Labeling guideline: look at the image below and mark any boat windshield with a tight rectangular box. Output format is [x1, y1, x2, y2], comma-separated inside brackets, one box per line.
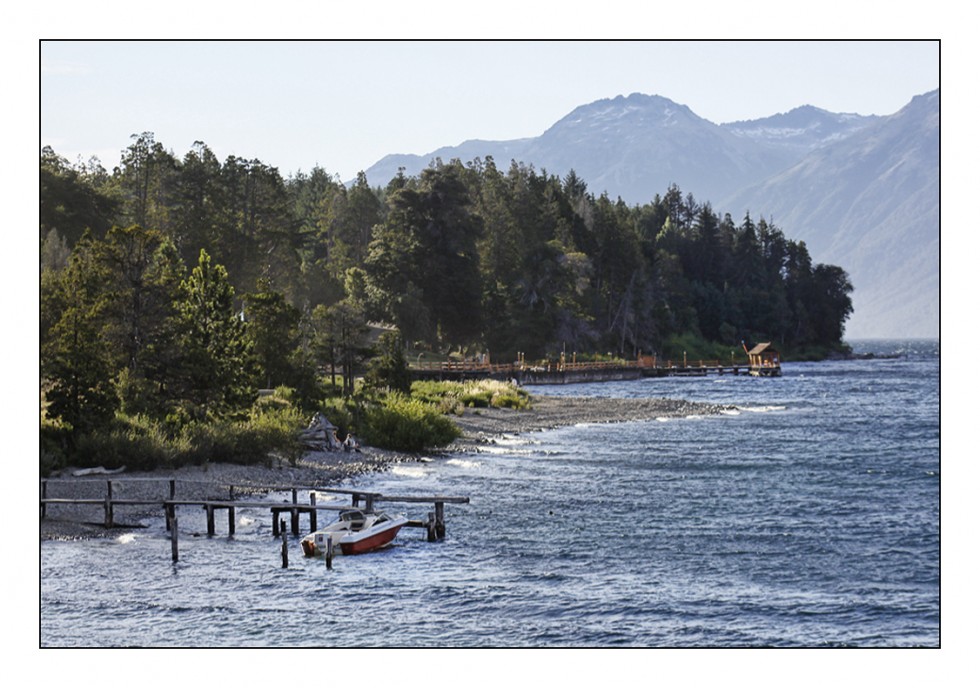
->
[339, 510, 367, 527]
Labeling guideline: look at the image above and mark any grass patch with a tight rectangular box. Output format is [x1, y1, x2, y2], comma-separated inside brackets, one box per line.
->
[410, 379, 530, 413]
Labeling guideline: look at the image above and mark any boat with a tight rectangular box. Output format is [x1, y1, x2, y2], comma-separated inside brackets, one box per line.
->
[300, 508, 408, 556]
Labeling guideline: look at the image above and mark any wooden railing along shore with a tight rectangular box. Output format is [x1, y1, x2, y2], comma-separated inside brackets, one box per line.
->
[409, 356, 765, 382]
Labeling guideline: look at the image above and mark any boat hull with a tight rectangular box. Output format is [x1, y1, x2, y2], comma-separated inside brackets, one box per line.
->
[339, 519, 406, 555]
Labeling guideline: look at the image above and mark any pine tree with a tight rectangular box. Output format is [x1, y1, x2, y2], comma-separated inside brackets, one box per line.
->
[41, 234, 118, 442]
[172, 250, 257, 418]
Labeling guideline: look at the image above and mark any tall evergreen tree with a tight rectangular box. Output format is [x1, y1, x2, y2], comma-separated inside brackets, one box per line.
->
[172, 250, 257, 418]
[41, 234, 118, 442]
[98, 225, 183, 374]
[244, 279, 303, 389]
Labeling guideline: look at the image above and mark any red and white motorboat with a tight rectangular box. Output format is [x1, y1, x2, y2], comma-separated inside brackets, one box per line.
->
[300, 509, 408, 557]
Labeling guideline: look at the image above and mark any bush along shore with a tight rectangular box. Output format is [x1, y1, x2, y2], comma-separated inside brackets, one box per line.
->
[40, 388, 731, 541]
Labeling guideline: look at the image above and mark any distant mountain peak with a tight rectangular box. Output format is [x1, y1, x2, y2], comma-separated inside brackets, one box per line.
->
[566, 92, 700, 122]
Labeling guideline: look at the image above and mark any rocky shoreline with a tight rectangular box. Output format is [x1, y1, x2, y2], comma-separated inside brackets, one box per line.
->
[40, 394, 730, 541]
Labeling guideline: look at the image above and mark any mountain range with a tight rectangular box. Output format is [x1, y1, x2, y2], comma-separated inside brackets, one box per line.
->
[359, 91, 939, 339]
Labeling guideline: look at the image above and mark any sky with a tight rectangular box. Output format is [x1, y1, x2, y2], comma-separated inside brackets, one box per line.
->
[40, 40, 939, 181]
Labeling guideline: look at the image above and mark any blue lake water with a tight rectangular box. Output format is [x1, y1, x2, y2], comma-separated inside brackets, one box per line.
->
[40, 339, 939, 647]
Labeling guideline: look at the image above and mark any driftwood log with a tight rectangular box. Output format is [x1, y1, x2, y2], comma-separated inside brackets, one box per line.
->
[298, 413, 344, 451]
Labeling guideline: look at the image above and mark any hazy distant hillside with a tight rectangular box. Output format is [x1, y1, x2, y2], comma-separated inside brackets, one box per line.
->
[363, 94, 801, 204]
[517, 93, 798, 204]
[358, 91, 938, 339]
[364, 138, 533, 189]
[723, 90, 939, 339]
[722, 105, 879, 153]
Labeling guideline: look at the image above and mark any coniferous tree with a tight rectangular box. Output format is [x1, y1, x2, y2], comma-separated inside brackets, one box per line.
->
[172, 249, 257, 418]
[40, 147, 117, 251]
[41, 234, 118, 442]
[244, 278, 303, 389]
[365, 329, 412, 394]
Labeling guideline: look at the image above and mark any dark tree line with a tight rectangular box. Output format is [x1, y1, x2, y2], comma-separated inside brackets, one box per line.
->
[41, 134, 853, 435]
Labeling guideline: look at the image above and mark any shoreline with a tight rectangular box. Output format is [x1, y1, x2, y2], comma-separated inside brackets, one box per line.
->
[40, 394, 730, 541]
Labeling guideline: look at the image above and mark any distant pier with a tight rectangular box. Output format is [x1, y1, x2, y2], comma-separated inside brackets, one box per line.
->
[410, 355, 774, 384]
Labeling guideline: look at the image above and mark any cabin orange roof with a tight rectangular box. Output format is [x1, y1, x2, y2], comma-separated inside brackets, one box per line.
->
[747, 342, 776, 355]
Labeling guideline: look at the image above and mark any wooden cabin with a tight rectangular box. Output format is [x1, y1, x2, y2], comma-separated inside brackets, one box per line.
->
[744, 342, 782, 377]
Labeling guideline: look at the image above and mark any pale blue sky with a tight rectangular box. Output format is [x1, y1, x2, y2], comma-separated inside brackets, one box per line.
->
[41, 40, 938, 181]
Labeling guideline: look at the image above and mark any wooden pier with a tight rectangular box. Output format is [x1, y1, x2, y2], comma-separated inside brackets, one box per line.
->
[409, 353, 775, 384]
[41, 478, 469, 562]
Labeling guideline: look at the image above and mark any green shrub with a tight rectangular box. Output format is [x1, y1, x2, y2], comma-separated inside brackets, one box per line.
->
[410, 380, 463, 405]
[361, 393, 461, 452]
[72, 415, 177, 471]
[490, 388, 530, 409]
[40, 417, 71, 476]
[54, 397, 310, 472]
[177, 405, 306, 467]
[318, 396, 361, 436]
[246, 404, 307, 466]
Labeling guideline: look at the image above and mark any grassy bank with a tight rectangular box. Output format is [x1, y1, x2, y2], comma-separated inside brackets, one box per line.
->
[40, 379, 531, 476]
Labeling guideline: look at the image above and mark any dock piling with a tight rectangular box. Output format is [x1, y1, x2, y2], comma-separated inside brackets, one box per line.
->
[104, 480, 114, 528]
[435, 502, 446, 540]
[426, 511, 437, 542]
[290, 489, 300, 536]
[280, 520, 288, 568]
[170, 516, 179, 562]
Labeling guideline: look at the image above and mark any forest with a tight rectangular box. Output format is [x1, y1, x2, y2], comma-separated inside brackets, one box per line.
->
[40, 133, 853, 466]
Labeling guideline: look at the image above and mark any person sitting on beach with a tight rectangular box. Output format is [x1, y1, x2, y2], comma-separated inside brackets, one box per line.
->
[330, 429, 343, 451]
[343, 433, 361, 453]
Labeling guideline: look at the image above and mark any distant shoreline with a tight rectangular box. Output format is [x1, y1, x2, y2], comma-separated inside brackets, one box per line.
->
[40, 394, 730, 541]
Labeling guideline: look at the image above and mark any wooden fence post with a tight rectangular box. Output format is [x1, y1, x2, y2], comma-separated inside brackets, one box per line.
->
[309, 492, 318, 532]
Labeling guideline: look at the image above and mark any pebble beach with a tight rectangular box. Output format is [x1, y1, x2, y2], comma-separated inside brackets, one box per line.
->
[40, 394, 731, 541]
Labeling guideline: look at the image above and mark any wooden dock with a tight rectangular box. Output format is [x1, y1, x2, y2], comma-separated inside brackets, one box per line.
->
[41, 478, 469, 562]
